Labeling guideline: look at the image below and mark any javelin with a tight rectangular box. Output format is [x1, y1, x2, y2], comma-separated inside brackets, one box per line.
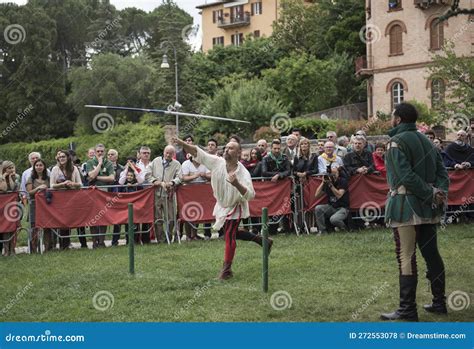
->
[84, 105, 250, 124]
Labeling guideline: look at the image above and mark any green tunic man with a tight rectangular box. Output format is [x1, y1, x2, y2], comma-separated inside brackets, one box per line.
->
[381, 103, 449, 322]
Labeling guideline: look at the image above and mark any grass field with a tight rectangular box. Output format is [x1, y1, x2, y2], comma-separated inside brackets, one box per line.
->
[1, 224, 473, 322]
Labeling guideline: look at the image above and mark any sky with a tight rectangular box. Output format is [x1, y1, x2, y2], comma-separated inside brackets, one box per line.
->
[1, 0, 203, 48]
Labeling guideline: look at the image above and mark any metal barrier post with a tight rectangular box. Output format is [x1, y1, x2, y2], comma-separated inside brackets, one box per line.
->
[262, 207, 269, 293]
[128, 203, 135, 275]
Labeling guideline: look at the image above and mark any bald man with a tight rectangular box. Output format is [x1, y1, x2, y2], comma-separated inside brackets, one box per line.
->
[145, 145, 182, 243]
[173, 137, 272, 280]
[257, 139, 268, 157]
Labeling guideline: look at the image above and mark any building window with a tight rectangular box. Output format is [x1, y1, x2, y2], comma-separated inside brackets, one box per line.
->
[254, 30, 260, 38]
[391, 82, 404, 110]
[388, 0, 402, 11]
[231, 33, 244, 46]
[212, 36, 224, 47]
[430, 19, 444, 50]
[389, 25, 403, 55]
[230, 5, 244, 21]
[212, 10, 223, 24]
[251, 2, 263, 15]
[431, 79, 445, 108]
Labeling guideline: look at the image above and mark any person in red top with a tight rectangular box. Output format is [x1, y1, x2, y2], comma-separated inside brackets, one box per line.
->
[372, 143, 387, 177]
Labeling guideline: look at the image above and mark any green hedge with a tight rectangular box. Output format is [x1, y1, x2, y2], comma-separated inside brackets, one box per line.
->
[291, 118, 338, 139]
[291, 117, 391, 140]
[0, 122, 165, 173]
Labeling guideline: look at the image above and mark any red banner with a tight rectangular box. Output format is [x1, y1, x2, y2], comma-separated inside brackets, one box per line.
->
[348, 174, 389, 209]
[447, 170, 474, 205]
[35, 187, 155, 229]
[303, 170, 474, 211]
[176, 179, 293, 223]
[0, 192, 20, 233]
[250, 179, 293, 217]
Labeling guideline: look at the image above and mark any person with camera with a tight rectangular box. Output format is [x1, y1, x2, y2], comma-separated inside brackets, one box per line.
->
[86, 144, 115, 248]
[314, 166, 349, 235]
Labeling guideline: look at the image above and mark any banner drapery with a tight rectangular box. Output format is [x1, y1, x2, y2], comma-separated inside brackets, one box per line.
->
[2, 170, 471, 230]
[0, 192, 20, 233]
[35, 187, 155, 229]
[175, 178, 293, 223]
[303, 171, 474, 212]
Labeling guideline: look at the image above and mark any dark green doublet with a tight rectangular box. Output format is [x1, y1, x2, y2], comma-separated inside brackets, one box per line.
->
[384, 123, 449, 224]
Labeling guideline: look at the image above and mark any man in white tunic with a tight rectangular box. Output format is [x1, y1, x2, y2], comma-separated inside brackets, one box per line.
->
[173, 137, 273, 280]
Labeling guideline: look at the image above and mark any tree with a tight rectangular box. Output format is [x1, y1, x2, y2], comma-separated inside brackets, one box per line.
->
[272, 0, 365, 60]
[263, 52, 338, 115]
[438, 0, 474, 21]
[429, 43, 474, 121]
[67, 53, 156, 134]
[195, 78, 288, 141]
[29, 0, 91, 70]
[177, 37, 284, 113]
[0, 3, 74, 144]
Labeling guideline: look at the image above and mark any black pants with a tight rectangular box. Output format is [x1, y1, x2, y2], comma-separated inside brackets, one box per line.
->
[140, 223, 151, 244]
[58, 229, 71, 250]
[111, 224, 122, 245]
[204, 223, 212, 238]
[77, 227, 87, 247]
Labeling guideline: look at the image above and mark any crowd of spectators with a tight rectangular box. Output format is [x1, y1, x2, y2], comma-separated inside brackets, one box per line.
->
[1, 125, 473, 255]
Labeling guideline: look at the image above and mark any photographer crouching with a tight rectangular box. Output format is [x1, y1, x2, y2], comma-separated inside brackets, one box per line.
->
[314, 166, 349, 235]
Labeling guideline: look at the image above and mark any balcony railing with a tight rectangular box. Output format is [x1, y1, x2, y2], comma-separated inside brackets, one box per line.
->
[414, 0, 454, 9]
[355, 55, 374, 75]
[217, 14, 251, 29]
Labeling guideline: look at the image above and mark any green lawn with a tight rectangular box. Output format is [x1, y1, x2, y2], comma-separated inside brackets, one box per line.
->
[1, 224, 473, 322]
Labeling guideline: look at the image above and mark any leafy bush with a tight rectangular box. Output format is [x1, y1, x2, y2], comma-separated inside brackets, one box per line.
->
[334, 119, 391, 137]
[290, 118, 337, 139]
[0, 121, 165, 173]
[252, 126, 280, 142]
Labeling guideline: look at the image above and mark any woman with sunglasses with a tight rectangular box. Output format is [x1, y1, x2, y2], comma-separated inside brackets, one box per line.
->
[50, 150, 82, 250]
